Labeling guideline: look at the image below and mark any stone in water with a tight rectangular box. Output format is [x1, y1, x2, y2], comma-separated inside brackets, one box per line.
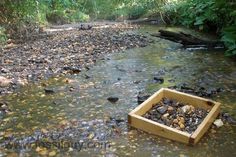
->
[213, 119, 223, 128]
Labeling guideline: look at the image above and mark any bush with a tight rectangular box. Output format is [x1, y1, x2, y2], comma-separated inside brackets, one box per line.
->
[162, 0, 236, 56]
[127, 5, 147, 20]
[67, 10, 90, 22]
[46, 9, 90, 24]
[222, 26, 236, 56]
[46, 10, 68, 24]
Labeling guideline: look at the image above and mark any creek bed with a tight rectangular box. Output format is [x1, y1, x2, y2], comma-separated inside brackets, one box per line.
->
[0, 25, 236, 156]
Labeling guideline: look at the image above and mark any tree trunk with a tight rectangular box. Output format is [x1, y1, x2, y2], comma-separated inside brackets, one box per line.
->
[152, 29, 225, 49]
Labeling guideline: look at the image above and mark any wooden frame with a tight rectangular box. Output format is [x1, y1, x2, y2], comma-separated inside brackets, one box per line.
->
[128, 88, 220, 145]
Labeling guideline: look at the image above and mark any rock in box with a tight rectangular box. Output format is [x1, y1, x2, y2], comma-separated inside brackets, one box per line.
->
[128, 88, 220, 145]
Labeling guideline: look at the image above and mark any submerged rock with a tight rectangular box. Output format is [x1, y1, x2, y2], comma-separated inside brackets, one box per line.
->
[84, 74, 91, 79]
[44, 88, 55, 94]
[137, 92, 151, 104]
[168, 83, 224, 98]
[63, 66, 81, 74]
[153, 77, 164, 84]
[220, 112, 236, 125]
[107, 97, 119, 103]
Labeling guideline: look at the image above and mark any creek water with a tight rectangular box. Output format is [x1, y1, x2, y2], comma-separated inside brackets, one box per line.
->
[0, 25, 236, 157]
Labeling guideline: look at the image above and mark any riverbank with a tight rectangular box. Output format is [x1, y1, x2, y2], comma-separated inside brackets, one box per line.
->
[0, 23, 153, 95]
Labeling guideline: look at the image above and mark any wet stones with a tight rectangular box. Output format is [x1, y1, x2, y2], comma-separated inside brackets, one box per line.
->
[14, 78, 28, 86]
[168, 83, 224, 98]
[0, 118, 118, 150]
[1, 68, 9, 73]
[153, 77, 164, 84]
[84, 74, 91, 79]
[167, 106, 174, 113]
[143, 97, 208, 133]
[219, 112, 236, 125]
[137, 92, 151, 104]
[107, 97, 119, 103]
[63, 66, 81, 74]
[78, 24, 93, 30]
[156, 106, 167, 114]
[181, 105, 195, 114]
[44, 88, 55, 94]
[0, 23, 152, 95]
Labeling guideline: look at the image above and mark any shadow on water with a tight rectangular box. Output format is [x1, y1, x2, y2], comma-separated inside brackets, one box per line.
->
[0, 25, 236, 156]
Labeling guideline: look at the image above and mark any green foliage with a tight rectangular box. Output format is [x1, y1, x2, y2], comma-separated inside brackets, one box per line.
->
[0, 0, 163, 42]
[222, 26, 236, 56]
[163, 0, 236, 56]
[67, 10, 90, 22]
[46, 10, 68, 24]
[1, 0, 164, 25]
[80, 0, 162, 20]
[127, 5, 147, 19]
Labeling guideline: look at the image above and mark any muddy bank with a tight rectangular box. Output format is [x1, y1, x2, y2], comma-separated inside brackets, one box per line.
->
[0, 23, 153, 94]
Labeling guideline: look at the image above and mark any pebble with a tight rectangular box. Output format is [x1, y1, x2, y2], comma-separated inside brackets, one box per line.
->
[173, 119, 178, 124]
[210, 129, 217, 134]
[168, 83, 224, 98]
[157, 106, 167, 114]
[0, 76, 12, 87]
[0, 23, 152, 94]
[179, 117, 185, 124]
[167, 106, 174, 112]
[181, 105, 190, 113]
[15, 78, 28, 86]
[63, 66, 81, 74]
[107, 97, 119, 103]
[179, 123, 185, 129]
[162, 113, 169, 118]
[44, 88, 55, 94]
[153, 77, 164, 84]
[137, 92, 151, 104]
[213, 119, 224, 128]
[1, 68, 9, 73]
[68, 147, 74, 152]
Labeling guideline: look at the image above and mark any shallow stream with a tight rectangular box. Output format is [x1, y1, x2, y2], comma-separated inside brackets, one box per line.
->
[0, 25, 236, 157]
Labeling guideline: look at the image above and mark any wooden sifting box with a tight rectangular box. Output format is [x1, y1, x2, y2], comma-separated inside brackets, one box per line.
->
[128, 88, 220, 145]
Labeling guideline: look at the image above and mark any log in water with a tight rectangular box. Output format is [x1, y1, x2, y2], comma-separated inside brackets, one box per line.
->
[152, 29, 225, 49]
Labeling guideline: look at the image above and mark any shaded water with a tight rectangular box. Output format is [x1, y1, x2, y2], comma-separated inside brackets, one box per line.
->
[0, 25, 236, 156]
